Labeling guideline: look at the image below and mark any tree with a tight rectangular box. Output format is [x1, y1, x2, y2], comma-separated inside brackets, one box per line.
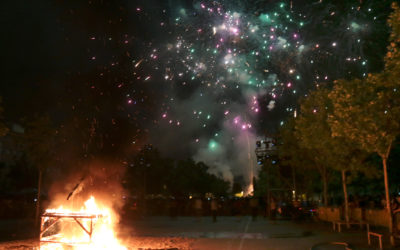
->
[278, 117, 320, 200]
[20, 115, 58, 225]
[167, 159, 229, 197]
[295, 88, 335, 206]
[329, 74, 400, 238]
[295, 87, 369, 229]
[124, 145, 229, 198]
[385, 2, 400, 79]
[328, 4, 400, 242]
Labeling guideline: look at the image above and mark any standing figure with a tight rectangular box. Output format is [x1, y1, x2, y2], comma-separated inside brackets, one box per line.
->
[194, 197, 203, 221]
[250, 196, 259, 221]
[392, 194, 400, 236]
[233, 198, 243, 221]
[211, 198, 218, 222]
[270, 197, 277, 221]
[169, 197, 178, 219]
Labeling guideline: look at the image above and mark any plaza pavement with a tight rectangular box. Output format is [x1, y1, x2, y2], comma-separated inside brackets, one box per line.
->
[123, 216, 398, 250]
[0, 216, 398, 249]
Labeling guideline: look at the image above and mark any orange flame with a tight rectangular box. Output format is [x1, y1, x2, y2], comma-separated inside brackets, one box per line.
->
[40, 196, 126, 250]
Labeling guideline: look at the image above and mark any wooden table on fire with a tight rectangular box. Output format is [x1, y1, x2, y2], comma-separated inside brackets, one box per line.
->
[39, 211, 104, 249]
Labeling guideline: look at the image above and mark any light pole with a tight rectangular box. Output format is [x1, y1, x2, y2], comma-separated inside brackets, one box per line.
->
[255, 138, 276, 217]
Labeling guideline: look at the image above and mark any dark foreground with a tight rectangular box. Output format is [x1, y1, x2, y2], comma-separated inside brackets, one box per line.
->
[0, 216, 398, 249]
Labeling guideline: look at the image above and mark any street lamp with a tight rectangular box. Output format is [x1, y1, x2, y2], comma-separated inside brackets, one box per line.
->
[255, 139, 275, 162]
[254, 138, 276, 218]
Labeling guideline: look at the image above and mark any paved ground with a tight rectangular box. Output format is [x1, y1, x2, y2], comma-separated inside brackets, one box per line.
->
[0, 216, 399, 249]
[122, 216, 397, 250]
[0, 219, 36, 242]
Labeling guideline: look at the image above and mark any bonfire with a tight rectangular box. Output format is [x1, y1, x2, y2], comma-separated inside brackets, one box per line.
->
[39, 196, 126, 250]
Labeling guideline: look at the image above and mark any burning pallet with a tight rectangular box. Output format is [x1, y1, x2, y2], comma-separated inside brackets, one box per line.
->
[39, 211, 105, 248]
[39, 196, 126, 249]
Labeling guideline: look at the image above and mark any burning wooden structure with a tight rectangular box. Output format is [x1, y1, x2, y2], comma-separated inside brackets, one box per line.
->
[39, 210, 105, 248]
[38, 196, 126, 249]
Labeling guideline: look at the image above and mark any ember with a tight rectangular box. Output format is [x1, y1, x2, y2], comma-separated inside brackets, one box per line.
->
[39, 196, 126, 249]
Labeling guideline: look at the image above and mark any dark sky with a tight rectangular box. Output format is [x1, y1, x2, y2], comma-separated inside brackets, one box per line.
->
[0, 0, 393, 163]
[1, 0, 151, 160]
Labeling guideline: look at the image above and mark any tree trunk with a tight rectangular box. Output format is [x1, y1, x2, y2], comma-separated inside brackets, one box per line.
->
[382, 156, 394, 245]
[35, 169, 43, 226]
[341, 170, 349, 228]
[322, 167, 328, 206]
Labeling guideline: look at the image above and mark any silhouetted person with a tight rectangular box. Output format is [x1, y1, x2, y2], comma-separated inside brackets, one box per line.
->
[250, 196, 259, 221]
[292, 199, 301, 220]
[260, 196, 267, 218]
[211, 198, 218, 222]
[194, 197, 203, 221]
[169, 197, 178, 219]
[233, 198, 244, 221]
[392, 195, 400, 236]
[270, 198, 277, 221]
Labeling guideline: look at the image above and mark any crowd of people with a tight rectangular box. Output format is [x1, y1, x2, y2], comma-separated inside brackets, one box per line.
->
[123, 195, 317, 222]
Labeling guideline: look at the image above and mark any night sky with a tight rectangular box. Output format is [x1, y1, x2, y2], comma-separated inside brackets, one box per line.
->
[0, 0, 394, 188]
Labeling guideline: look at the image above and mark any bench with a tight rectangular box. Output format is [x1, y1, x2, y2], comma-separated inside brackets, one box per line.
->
[332, 220, 369, 232]
[367, 231, 383, 249]
[367, 224, 383, 250]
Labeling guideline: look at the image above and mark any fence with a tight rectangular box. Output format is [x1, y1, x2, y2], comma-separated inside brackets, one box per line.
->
[317, 206, 390, 228]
